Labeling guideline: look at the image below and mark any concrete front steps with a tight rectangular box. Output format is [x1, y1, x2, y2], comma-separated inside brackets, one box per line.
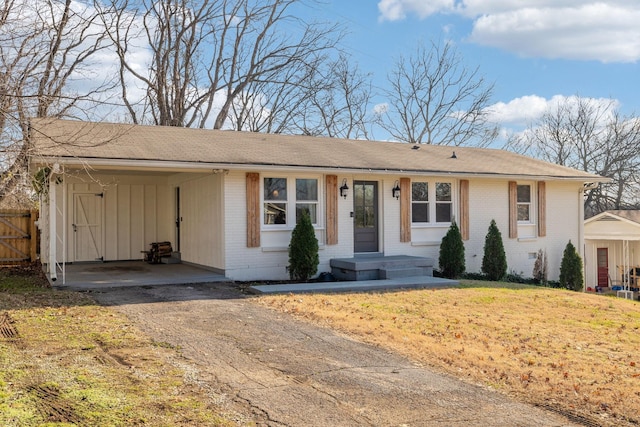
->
[330, 255, 434, 281]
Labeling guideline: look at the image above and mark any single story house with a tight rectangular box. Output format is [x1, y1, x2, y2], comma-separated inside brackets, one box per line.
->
[584, 210, 640, 291]
[28, 118, 607, 283]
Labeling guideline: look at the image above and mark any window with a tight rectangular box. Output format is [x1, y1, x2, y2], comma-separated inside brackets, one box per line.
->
[411, 180, 452, 224]
[411, 182, 429, 223]
[295, 178, 318, 224]
[517, 184, 531, 222]
[263, 177, 318, 226]
[435, 182, 452, 223]
[264, 177, 287, 224]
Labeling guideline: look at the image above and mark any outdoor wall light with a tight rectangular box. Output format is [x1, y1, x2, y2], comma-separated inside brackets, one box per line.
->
[392, 180, 401, 199]
[339, 178, 349, 199]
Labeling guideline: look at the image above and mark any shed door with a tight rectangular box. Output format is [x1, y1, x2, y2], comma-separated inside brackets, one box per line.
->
[353, 181, 379, 253]
[73, 193, 103, 262]
[597, 248, 608, 287]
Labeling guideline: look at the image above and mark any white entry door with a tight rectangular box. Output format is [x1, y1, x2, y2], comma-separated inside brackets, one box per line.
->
[73, 193, 103, 261]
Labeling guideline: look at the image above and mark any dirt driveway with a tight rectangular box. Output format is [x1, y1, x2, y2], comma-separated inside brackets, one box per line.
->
[90, 282, 580, 427]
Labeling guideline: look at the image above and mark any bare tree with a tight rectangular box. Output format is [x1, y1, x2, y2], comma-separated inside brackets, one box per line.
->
[103, 0, 343, 129]
[227, 52, 319, 133]
[229, 52, 373, 138]
[0, 0, 114, 203]
[376, 40, 497, 146]
[296, 54, 373, 139]
[506, 97, 640, 216]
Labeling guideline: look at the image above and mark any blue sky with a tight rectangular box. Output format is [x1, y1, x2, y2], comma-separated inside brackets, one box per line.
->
[307, 1, 640, 137]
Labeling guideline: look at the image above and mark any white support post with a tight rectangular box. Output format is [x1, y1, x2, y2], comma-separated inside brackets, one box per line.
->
[49, 175, 57, 282]
[618, 240, 633, 299]
[62, 176, 66, 284]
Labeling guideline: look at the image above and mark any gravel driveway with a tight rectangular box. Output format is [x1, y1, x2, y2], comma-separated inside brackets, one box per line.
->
[90, 282, 580, 427]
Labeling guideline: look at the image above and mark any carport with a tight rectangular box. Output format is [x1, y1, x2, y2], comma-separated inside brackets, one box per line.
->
[54, 261, 228, 290]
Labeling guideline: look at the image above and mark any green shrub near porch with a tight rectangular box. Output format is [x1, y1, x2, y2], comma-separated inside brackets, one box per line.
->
[288, 210, 319, 281]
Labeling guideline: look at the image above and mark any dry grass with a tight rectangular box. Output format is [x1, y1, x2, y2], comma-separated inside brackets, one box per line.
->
[0, 266, 242, 426]
[257, 281, 640, 427]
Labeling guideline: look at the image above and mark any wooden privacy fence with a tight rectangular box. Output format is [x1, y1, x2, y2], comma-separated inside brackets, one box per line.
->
[0, 209, 38, 265]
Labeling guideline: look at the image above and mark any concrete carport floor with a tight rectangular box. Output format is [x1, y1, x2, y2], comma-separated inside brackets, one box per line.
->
[51, 261, 228, 290]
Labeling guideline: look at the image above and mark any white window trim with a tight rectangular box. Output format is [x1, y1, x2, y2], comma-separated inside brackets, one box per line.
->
[262, 174, 323, 229]
[411, 179, 455, 227]
[517, 181, 535, 225]
[435, 181, 453, 224]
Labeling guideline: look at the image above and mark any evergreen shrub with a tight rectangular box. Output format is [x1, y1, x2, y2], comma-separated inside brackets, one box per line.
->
[481, 219, 507, 281]
[439, 220, 465, 279]
[559, 240, 583, 291]
[288, 210, 319, 281]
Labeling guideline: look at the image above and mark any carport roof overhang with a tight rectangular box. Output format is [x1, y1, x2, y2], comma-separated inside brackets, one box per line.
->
[585, 234, 640, 241]
[32, 155, 612, 183]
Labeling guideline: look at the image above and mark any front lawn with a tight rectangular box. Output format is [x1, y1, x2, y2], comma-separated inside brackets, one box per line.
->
[0, 267, 240, 426]
[257, 281, 640, 427]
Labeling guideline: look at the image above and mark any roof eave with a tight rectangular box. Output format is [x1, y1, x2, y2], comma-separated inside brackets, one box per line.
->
[32, 156, 608, 183]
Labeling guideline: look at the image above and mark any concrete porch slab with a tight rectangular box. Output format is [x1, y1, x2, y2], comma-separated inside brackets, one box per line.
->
[330, 255, 435, 281]
[50, 261, 228, 290]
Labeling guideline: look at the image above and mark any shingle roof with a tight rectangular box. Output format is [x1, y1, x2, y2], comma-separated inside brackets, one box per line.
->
[29, 118, 606, 181]
[604, 210, 640, 225]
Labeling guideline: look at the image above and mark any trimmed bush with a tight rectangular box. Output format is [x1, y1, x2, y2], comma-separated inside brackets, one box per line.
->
[481, 219, 507, 281]
[559, 240, 583, 291]
[288, 210, 319, 281]
[439, 220, 465, 279]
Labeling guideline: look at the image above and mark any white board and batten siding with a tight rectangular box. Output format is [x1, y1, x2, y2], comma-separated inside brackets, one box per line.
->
[52, 174, 173, 263]
[170, 173, 225, 271]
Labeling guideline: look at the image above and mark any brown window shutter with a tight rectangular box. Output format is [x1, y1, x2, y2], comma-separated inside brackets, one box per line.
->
[508, 181, 518, 239]
[537, 181, 546, 237]
[400, 177, 411, 242]
[326, 175, 338, 245]
[246, 172, 260, 248]
[459, 180, 469, 240]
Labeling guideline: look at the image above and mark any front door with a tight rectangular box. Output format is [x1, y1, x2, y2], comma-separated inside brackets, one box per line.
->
[353, 181, 379, 253]
[73, 193, 103, 262]
[597, 248, 609, 287]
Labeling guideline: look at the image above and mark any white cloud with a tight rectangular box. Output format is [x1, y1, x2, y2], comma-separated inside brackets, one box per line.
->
[469, 4, 640, 63]
[485, 95, 550, 126]
[377, 0, 454, 21]
[487, 94, 619, 130]
[373, 103, 389, 115]
[377, 1, 640, 62]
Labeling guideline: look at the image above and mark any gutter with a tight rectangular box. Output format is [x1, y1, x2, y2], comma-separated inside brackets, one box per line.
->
[32, 156, 611, 183]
